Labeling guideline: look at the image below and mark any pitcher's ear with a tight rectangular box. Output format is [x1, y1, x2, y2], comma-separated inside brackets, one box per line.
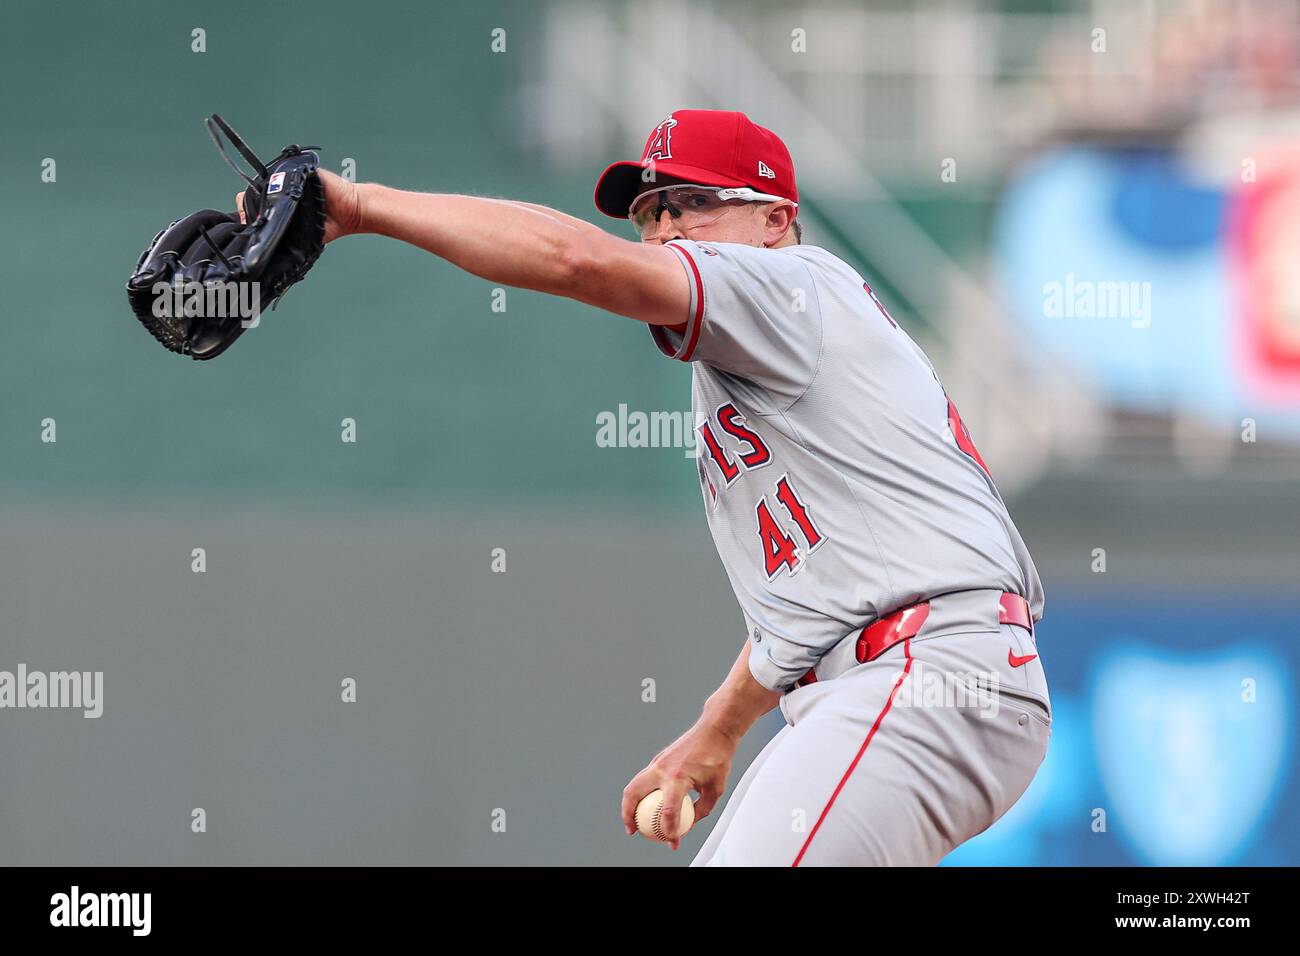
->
[767, 202, 795, 229]
[762, 202, 796, 246]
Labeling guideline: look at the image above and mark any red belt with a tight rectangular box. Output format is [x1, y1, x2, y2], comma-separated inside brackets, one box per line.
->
[796, 591, 1032, 688]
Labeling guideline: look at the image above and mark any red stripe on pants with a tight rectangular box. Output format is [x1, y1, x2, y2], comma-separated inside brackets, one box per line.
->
[791, 638, 915, 867]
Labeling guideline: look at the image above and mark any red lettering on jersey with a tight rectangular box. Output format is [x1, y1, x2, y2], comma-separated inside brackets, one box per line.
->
[717, 403, 771, 469]
[775, 475, 823, 551]
[697, 420, 740, 484]
[756, 477, 825, 579]
[946, 396, 991, 478]
[756, 498, 800, 579]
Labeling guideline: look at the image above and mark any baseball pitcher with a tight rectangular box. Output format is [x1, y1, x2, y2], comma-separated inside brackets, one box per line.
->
[240, 109, 1053, 865]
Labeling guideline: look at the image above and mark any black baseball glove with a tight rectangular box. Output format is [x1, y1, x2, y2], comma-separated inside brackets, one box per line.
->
[125, 114, 327, 360]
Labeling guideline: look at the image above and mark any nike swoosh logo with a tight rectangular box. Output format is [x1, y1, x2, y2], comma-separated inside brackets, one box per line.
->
[1008, 650, 1038, 668]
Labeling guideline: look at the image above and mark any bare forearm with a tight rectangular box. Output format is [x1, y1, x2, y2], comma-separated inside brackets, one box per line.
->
[355, 183, 601, 295]
[335, 179, 689, 325]
[699, 644, 782, 743]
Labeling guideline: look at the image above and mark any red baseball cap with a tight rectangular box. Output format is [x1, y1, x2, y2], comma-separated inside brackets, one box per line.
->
[593, 110, 798, 218]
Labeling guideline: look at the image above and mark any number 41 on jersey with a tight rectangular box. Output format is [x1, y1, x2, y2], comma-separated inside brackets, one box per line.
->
[756, 476, 824, 580]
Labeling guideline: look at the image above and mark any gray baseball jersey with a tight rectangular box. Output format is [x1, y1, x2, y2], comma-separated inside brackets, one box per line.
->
[651, 239, 1045, 692]
[648, 238, 1052, 866]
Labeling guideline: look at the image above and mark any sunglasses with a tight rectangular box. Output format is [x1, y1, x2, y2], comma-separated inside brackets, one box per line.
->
[628, 184, 791, 237]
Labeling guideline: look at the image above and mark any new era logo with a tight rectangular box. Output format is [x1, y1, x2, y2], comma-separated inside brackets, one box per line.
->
[757, 161, 775, 179]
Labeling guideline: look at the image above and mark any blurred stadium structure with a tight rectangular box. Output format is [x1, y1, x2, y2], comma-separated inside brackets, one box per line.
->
[1, 0, 1296, 867]
[528, 0, 1300, 488]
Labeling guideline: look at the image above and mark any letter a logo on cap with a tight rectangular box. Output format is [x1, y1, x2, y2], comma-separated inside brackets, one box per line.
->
[758, 161, 776, 179]
[643, 117, 677, 162]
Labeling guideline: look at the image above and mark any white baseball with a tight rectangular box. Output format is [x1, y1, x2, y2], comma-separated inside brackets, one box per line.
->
[635, 789, 696, 842]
